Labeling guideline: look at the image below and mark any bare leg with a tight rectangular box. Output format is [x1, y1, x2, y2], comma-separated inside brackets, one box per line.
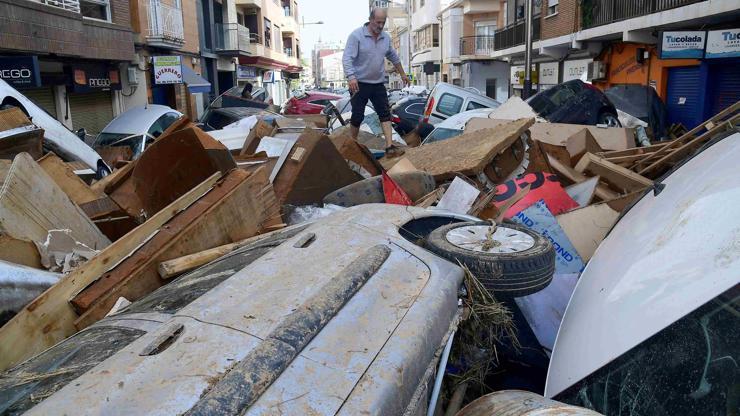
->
[350, 125, 360, 139]
[381, 121, 394, 148]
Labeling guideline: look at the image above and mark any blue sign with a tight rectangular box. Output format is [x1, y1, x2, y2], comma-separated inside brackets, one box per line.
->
[0, 56, 41, 88]
[237, 65, 258, 78]
[659, 31, 706, 59]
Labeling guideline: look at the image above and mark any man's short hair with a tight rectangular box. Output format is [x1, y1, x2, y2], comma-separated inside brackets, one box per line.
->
[369, 7, 387, 20]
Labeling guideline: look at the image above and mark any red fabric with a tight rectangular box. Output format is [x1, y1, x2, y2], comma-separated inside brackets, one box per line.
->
[493, 172, 579, 218]
[382, 171, 413, 205]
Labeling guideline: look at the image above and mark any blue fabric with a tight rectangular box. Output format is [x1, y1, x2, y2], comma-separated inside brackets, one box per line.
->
[342, 24, 401, 84]
[182, 64, 211, 94]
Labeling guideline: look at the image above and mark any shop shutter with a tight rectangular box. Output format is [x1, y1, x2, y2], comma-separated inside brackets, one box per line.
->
[22, 88, 57, 119]
[709, 64, 740, 117]
[666, 66, 702, 130]
[68, 91, 113, 135]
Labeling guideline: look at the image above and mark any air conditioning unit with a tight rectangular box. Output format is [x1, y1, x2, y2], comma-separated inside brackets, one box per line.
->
[127, 67, 139, 86]
[587, 61, 607, 81]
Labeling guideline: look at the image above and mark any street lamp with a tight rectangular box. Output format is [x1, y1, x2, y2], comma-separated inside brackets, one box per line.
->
[302, 17, 324, 26]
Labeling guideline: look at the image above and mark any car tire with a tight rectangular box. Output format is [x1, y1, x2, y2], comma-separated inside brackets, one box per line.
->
[96, 163, 111, 179]
[598, 111, 621, 127]
[426, 222, 555, 298]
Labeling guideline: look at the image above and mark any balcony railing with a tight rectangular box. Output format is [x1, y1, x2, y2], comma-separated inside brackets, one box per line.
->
[460, 36, 495, 56]
[284, 47, 293, 57]
[494, 19, 540, 51]
[147, 0, 185, 44]
[215, 23, 251, 54]
[30, 0, 80, 13]
[582, 0, 703, 29]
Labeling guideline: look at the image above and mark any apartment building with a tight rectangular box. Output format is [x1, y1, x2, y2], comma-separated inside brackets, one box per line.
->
[312, 40, 343, 88]
[320, 51, 346, 89]
[0, 0, 135, 134]
[409, 0, 450, 88]
[489, 0, 739, 128]
[440, 0, 510, 100]
[229, 0, 303, 105]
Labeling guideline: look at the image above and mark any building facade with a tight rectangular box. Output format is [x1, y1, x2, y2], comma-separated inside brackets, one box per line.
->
[0, 0, 136, 135]
[409, 0, 448, 89]
[312, 40, 343, 89]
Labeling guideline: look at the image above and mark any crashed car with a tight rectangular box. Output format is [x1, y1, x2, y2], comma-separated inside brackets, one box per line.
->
[527, 80, 620, 127]
[0, 204, 554, 415]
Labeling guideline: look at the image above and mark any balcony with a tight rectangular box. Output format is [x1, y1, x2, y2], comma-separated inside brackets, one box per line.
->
[494, 19, 540, 51]
[460, 36, 495, 57]
[582, 0, 703, 29]
[215, 23, 251, 55]
[146, 0, 185, 49]
[29, 0, 80, 13]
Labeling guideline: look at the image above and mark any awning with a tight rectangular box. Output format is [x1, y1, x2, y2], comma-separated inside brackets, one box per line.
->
[182, 65, 211, 94]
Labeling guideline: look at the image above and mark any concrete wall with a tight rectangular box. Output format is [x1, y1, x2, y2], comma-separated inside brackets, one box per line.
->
[441, 7, 463, 62]
[462, 60, 509, 101]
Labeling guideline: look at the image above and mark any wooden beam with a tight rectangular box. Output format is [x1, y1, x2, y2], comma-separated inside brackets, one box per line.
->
[0, 172, 222, 372]
[547, 154, 619, 200]
[37, 153, 101, 206]
[575, 153, 653, 194]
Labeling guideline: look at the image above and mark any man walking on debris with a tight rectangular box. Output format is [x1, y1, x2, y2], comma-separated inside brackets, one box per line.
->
[343, 7, 409, 156]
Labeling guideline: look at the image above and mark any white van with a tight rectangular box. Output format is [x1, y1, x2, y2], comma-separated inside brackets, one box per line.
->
[422, 82, 500, 125]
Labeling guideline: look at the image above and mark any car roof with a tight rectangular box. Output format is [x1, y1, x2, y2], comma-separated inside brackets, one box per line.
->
[101, 105, 181, 135]
[430, 82, 500, 105]
[545, 132, 740, 397]
[435, 108, 498, 130]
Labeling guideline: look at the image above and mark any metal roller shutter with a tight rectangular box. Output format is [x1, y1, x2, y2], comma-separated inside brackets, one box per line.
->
[666, 66, 702, 130]
[68, 91, 113, 135]
[21, 88, 57, 119]
[709, 64, 740, 117]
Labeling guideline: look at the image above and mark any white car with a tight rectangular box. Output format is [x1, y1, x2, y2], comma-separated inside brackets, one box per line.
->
[93, 105, 182, 159]
[545, 131, 739, 414]
[0, 79, 110, 177]
[422, 82, 500, 125]
[421, 107, 498, 145]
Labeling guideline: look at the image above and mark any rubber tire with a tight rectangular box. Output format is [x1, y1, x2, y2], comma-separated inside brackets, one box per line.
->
[426, 222, 555, 298]
[598, 111, 621, 127]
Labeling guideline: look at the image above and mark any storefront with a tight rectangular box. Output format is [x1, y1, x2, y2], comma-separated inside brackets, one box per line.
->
[237, 56, 302, 106]
[66, 63, 121, 135]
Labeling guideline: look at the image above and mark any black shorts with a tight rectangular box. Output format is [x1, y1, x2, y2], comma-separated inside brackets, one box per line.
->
[350, 82, 391, 127]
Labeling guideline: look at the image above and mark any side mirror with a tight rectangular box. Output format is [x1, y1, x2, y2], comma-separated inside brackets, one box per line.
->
[76, 128, 87, 140]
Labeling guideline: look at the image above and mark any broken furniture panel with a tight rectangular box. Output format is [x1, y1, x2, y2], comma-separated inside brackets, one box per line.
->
[37, 153, 101, 206]
[575, 153, 653, 194]
[380, 118, 534, 181]
[565, 129, 604, 167]
[330, 129, 383, 178]
[109, 126, 237, 221]
[556, 203, 621, 261]
[239, 119, 276, 156]
[547, 154, 619, 201]
[71, 167, 281, 329]
[0, 153, 110, 250]
[0, 173, 223, 372]
[0, 107, 43, 160]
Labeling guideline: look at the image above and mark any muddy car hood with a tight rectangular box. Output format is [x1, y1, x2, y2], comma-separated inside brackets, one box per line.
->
[22, 205, 472, 415]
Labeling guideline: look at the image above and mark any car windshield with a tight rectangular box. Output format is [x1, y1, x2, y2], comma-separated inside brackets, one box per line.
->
[556, 286, 739, 415]
[94, 133, 145, 157]
[423, 127, 463, 144]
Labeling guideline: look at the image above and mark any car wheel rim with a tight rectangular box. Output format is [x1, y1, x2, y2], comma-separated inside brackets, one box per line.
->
[604, 116, 619, 127]
[445, 225, 535, 254]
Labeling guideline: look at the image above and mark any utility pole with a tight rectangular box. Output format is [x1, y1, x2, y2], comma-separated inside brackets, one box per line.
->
[523, 0, 534, 98]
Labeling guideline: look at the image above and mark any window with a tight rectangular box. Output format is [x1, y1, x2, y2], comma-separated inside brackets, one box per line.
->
[274, 27, 282, 51]
[466, 101, 489, 111]
[420, 0, 425, 6]
[547, 0, 559, 15]
[436, 93, 463, 116]
[424, 127, 463, 144]
[556, 287, 739, 416]
[264, 18, 272, 48]
[147, 112, 182, 138]
[432, 24, 439, 47]
[406, 103, 424, 116]
[80, 0, 111, 21]
[309, 99, 332, 106]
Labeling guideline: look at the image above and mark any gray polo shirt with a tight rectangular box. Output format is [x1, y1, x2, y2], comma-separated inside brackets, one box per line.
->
[342, 24, 401, 84]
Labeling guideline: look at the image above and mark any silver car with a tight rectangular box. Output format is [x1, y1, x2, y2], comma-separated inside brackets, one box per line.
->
[93, 105, 183, 160]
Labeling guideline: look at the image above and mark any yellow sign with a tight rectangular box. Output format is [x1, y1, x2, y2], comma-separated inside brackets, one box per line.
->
[517, 69, 539, 85]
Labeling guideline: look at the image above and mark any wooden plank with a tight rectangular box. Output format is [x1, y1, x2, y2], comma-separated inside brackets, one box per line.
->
[381, 118, 534, 181]
[89, 161, 135, 196]
[524, 140, 554, 174]
[0, 172, 222, 372]
[596, 142, 670, 159]
[637, 113, 739, 177]
[158, 226, 289, 279]
[603, 189, 647, 213]
[547, 154, 619, 201]
[575, 153, 653, 194]
[0, 128, 44, 160]
[72, 167, 282, 329]
[0, 235, 42, 269]
[556, 203, 621, 261]
[0, 107, 31, 129]
[0, 153, 110, 249]
[37, 153, 101, 206]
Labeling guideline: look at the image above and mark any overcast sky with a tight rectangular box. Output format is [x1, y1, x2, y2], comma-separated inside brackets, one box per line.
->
[299, 0, 368, 61]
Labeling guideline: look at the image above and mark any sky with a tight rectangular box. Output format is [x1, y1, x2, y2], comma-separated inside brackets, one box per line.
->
[299, 0, 368, 61]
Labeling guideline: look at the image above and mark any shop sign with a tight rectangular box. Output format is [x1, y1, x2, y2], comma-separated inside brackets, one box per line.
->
[659, 31, 706, 59]
[705, 29, 740, 59]
[510, 65, 523, 85]
[68, 64, 122, 93]
[563, 59, 591, 82]
[539, 62, 558, 85]
[0, 56, 41, 88]
[262, 70, 275, 83]
[510, 65, 538, 87]
[237, 65, 258, 79]
[153, 56, 183, 84]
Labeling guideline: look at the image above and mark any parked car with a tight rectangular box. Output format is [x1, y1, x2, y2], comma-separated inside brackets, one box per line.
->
[283, 91, 342, 115]
[92, 105, 182, 160]
[527, 80, 620, 127]
[0, 204, 556, 415]
[390, 96, 426, 135]
[422, 82, 501, 125]
[199, 106, 281, 131]
[0, 79, 111, 177]
[421, 107, 498, 145]
[544, 130, 739, 414]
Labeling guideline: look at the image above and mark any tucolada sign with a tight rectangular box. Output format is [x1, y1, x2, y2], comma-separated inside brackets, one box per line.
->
[659, 31, 705, 59]
[705, 29, 740, 59]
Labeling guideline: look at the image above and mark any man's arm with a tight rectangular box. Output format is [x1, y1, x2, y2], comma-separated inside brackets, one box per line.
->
[343, 33, 360, 93]
[386, 44, 409, 86]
